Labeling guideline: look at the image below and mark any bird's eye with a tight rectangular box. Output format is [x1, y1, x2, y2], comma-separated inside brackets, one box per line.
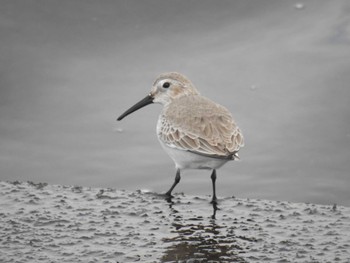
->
[162, 82, 170, 88]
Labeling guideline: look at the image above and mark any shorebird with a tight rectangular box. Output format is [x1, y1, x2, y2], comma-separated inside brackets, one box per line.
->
[117, 72, 244, 203]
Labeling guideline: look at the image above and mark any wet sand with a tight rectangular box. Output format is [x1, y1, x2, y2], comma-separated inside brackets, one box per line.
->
[0, 181, 349, 263]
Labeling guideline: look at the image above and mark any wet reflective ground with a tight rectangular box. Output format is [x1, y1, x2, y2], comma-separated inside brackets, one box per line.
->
[1, 181, 349, 262]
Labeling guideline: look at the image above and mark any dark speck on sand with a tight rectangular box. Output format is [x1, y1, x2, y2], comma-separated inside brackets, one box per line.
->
[0, 181, 349, 262]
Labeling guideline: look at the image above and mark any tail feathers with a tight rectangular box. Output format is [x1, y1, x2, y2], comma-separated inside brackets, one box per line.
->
[232, 151, 240, 160]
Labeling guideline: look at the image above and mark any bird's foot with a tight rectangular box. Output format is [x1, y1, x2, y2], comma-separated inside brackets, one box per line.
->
[210, 196, 218, 205]
[163, 192, 174, 203]
[211, 200, 219, 219]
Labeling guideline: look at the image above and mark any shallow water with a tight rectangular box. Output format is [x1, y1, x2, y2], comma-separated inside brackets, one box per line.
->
[1, 181, 350, 262]
[0, 0, 350, 206]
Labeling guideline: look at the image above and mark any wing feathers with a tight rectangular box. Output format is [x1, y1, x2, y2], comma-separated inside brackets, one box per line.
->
[157, 95, 244, 159]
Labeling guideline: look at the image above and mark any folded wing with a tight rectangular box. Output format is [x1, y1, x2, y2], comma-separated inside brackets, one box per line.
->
[157, 96, 244, 159]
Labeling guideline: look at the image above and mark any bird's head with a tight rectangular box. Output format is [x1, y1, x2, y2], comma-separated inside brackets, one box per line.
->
[117, 72, 199, 121]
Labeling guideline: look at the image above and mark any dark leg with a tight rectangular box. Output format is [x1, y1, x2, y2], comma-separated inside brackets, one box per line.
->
[165, 169, 181, 197]
[210, 169, 217, 203]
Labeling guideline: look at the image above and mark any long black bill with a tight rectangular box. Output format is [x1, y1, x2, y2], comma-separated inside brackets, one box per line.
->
[117, 94, 154, 121]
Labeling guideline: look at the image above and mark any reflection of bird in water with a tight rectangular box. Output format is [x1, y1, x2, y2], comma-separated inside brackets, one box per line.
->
[162, 198, 247, 262]
[165, 193, 218, 219]
[117, 72, 244, 203]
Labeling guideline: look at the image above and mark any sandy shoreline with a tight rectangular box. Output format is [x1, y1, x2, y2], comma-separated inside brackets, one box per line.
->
[0, 181, 349, 262]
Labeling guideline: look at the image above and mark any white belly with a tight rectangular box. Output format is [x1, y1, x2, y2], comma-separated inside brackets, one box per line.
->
[158, 140, 230, 170]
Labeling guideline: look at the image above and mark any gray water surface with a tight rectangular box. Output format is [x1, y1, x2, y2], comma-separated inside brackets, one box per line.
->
[1, 0, 350, 205]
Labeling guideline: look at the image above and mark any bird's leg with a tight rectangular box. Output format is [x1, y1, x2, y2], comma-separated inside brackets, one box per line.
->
[165, 168, 181, 197]
[210, 169, 217, 204]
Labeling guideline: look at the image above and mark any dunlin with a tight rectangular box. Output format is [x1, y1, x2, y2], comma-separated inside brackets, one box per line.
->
[117, 72, 244, 203]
